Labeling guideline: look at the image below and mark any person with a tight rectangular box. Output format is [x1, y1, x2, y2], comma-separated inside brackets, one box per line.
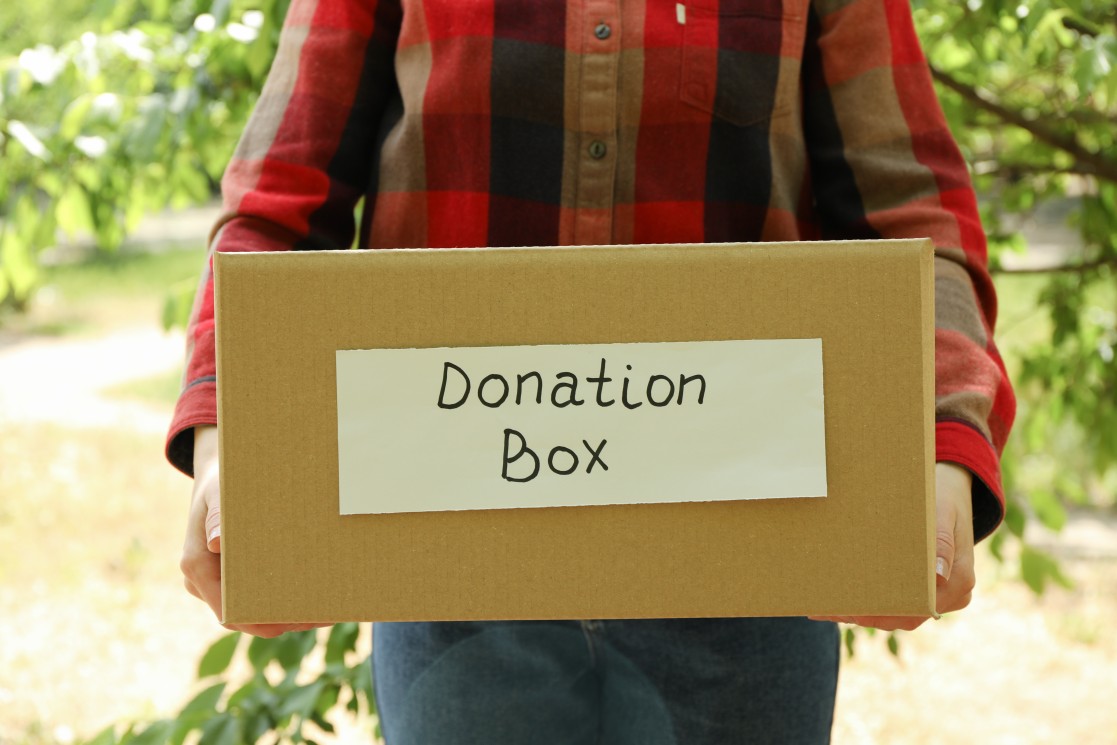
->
[171, 0, 1016, 741]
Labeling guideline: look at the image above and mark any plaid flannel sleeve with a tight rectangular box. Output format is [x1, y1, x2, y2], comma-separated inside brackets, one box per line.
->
[165, 0, 402, 475]
[801, 0, 1016, 540]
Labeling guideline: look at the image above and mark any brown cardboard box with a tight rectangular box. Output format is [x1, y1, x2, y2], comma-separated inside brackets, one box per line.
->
[215, 239, 936, 623]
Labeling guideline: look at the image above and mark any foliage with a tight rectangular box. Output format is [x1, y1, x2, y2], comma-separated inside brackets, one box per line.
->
[0, 0, 289, 309]
[0, 0, 98, 59]
[843, 626, 902, 659]
[83, 625, 377, 745]
[914, 0, 1117, 584]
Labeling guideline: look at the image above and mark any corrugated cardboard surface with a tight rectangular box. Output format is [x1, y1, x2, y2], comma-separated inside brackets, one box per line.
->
[215, 240, 936, 622]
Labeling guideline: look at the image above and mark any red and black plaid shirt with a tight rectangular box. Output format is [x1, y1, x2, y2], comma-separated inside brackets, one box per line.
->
[169, 0, 1016, 539]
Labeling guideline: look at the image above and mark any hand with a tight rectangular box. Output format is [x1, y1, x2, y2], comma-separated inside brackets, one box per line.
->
[180, 425, 331, 638]
[809, 462, 976, 631]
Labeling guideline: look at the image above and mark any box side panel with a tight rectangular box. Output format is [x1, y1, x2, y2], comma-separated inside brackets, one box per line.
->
[920, 239, 937, 612]
[217, 241, 934, 622]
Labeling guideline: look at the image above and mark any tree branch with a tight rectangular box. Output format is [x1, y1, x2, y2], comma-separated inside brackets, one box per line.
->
[1065, 108, 1117, 127]
[993, 257, 1117, 275]
[982, 161, 1101, 179]
[1061, 16, 1100, 37]
[930, 66, 1117, 184]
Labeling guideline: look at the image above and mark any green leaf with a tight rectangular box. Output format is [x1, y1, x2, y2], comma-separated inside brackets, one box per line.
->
[244, 33, 274, 79]
[349, 659, 374, 705]
[125, 94, 168, 160]
[128, 720, 174, 745]
[275, 629, 318, 671]
[224, 681, 255, 711]
[988, 530, 1006, 563]
[886, 632, 900, 657]
[56, 182, 94, 236]
[310, 711, 336, 734]
[169, 719, 193, 745]
[1034, 8, 1075, 47]
[275, 680, 325, 720]
[198, 631, 240, 678]
[86, 725, 120, 745]
[1, 229, 40, 302]
[325, 623, 359, 665]
[843, 626, 856, 658]
[209, 0, 232, 26]
[1029, 488, 1068, 532]
[181, 681, 226, 718]
[247, 635, 279, 672]
[198, 716, 241, 745]
[1004, 499, 1027, 538]
[314, 683, 340, 718]
[60, 93, 95, 140]
[1020, 545, 1074, 596]
[242, 713, 272, 744]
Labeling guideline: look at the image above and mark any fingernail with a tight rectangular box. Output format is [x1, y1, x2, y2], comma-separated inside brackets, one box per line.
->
[936, 557, 948, 579]
[208, 526, 221, 543]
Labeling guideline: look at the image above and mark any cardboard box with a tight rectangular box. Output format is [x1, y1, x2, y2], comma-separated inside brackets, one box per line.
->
[215, 239, 936, 623]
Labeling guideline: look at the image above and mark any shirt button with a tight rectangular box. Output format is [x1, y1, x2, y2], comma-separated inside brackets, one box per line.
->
[588, 140, 607, 159]
[594, 22, 612, 40]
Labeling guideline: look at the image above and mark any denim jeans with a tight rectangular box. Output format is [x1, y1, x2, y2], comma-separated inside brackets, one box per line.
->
[372, 617, 839, 744]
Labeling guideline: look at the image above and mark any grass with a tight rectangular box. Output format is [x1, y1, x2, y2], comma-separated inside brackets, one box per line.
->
[42, 247, 207, 303]
[2, 246, 207, 338]
[103, 367, 184, 406]
[0, 421, 219, 744]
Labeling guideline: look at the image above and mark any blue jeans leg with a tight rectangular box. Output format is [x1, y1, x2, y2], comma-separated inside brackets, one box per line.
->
[372, 617, 839, 745]
[373, 620, 600, 745]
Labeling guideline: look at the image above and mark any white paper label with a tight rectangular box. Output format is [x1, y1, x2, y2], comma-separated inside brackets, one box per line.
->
[336, 339, 826, 515]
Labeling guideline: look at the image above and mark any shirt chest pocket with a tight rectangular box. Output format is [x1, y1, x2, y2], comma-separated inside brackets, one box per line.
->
[679, 0, 806, 127]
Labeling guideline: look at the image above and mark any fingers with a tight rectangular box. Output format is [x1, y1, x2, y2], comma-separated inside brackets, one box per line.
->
[183, 514, 326, 637]
[182, 427, 331, 638]
[934, 462, 976, 616]
[934, 521, 975, 614]
[935, 524, 956, 584]
[221, 622, 322, 638]
[205, 506, 222, 554]
[180, 495, 225, 623]
[809, 615, 929, 632]
[936, 553, 975, 615]
[182, 428, 234, 627]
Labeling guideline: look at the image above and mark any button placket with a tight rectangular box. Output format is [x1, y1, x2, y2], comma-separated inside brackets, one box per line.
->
[572, 0, 621, 245]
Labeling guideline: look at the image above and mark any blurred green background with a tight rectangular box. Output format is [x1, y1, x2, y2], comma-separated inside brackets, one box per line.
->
[1, 0, 1115, 743]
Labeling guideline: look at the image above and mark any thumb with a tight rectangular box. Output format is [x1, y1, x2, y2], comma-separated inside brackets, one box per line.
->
[934, 462, 973, 585]
[935, 544, 953, 584]
[205, 503, 222, 554]
[935, 500, 957, 584]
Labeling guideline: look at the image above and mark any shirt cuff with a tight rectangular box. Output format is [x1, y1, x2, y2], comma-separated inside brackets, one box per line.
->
[936, 418, 1005, 542]
[166, 377, 217, 477]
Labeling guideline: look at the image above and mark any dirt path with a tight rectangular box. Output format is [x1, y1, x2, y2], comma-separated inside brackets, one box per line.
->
[1, 325, 1115, 745]
[0, 326, 208, 743]
[0, 326, 184, 432]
